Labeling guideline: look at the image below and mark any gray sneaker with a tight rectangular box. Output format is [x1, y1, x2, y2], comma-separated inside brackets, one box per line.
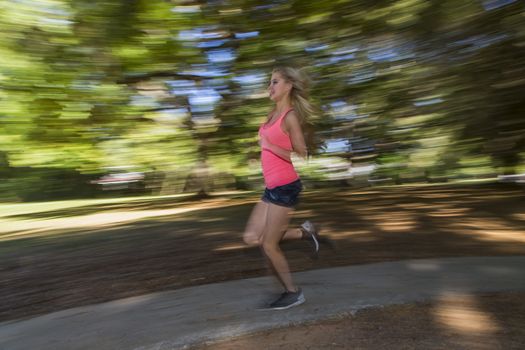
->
[301, 220, 320, 255]
[268, 289, 306, 310]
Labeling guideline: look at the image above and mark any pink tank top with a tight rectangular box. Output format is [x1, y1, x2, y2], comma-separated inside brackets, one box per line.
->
[259, 108, 299, 189]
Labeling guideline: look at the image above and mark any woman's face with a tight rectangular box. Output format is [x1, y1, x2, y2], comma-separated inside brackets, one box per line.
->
[268, 72, 292, 102]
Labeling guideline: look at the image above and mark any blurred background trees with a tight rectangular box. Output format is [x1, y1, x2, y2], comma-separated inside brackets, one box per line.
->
[1, 0, 524, 201]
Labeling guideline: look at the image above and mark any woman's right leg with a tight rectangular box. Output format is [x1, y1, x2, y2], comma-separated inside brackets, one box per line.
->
[243, 201, 269, 246]
[243, 201, 302, 246]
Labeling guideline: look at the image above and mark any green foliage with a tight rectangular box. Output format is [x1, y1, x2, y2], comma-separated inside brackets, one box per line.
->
[1, 0, 524, 200]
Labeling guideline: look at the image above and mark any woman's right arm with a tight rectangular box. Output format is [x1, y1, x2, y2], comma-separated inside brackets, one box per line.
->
[284, 111, 308, 159]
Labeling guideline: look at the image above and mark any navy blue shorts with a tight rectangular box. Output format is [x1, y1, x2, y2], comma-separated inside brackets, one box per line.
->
[262, 179, 302, 208]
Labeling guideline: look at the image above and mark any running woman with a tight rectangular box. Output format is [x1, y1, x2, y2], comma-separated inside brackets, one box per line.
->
[243, 66, 324, 310]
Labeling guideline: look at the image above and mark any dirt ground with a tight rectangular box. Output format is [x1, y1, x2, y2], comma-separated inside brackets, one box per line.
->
[1, 183, 525, 347]
[191, 291, 525, 350]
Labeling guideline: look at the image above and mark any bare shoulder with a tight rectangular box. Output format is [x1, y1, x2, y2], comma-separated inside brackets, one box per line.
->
[283, 110, 301, 129]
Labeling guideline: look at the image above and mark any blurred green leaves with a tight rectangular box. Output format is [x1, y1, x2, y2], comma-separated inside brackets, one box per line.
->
[0, 0, 524, 200]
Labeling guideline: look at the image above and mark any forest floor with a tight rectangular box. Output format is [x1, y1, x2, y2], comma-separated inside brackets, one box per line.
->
[1, 182, 524, 348]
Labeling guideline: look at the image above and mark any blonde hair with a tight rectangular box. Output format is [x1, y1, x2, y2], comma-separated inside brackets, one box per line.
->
[272, 66, 315, 124]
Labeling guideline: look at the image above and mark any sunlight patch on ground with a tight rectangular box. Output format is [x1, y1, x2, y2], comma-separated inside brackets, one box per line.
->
[396, 203, 447, 210]
[213, 243, 245, 252]
[427, 207, 471, 217]
[416, 193, 458, 199]
[362, 212, 417, 232]
[434, 292, 500, 342]
[0, 193, 195, 218]
[0, 192, 253, 219]
[0, 198, 250, 240]
[513, 213, 525, 221]
[460, 218, 511, 230]
[199, 218, 225, 223]
[328, 229, 373, 240]
[377, 221, 416, 232]
[353, 205, 399, 213]
[202, 231, 229, 237]
[440, 227, 525, 244]
[439, 216, 525, 243]
[294, 209, 315, 217]
[345, 190, 381, 196]
[474, 229, 525, 243]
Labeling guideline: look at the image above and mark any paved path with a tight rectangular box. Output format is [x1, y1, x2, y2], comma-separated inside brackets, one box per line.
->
[1, 256, 525, 350]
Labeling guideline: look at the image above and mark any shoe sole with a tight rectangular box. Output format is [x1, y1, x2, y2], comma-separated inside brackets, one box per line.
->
[268, 295, 306, 310]
[306, 222, 337, 253]
[310, 232, 320, 255]
[302, 221, 321, 259]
